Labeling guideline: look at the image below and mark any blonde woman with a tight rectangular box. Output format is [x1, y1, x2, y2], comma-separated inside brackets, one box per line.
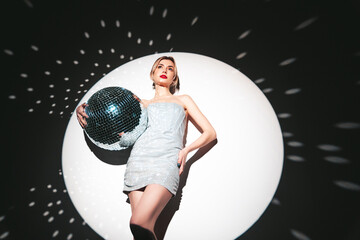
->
[77, 56, 216, 239]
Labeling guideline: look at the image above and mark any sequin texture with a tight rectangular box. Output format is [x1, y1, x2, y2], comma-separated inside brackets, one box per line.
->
[123, 102, 187, 196]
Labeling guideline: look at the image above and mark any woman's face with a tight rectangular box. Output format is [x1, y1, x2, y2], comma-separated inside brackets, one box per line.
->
[152, 59, 175, 88]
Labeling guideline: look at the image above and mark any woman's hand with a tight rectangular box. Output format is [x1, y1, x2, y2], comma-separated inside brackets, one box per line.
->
[177, 148, 188, 176]
[76, 103, 89, 128]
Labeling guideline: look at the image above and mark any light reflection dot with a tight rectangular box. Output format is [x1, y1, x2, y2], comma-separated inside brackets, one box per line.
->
[4, 49, 14, 55]
[236, 52, 247, 59]
[282, 132, 293, 137]
[262, 88, 273, 93]
[254, 78, 265, 84]
[191, 16, 199, 26]
[278, 113, 291, 118]
[287, 141, 304, 147]
[48, 216, 54, 222]
[52, 230, 59, 237]
[0, 232, 10, 239]
[162, 8, 168, 18]
[318, 144, 342, 152]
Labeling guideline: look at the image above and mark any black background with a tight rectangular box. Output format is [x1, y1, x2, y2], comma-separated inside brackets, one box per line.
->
[1, 0, 360, 239]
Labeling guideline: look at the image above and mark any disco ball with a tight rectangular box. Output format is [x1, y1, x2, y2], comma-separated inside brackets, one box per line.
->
[83, 87, 148, 151]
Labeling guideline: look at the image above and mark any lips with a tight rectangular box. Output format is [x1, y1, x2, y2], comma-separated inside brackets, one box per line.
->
[160, 75, 167, 79]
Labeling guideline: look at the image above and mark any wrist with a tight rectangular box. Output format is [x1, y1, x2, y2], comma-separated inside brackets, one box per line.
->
[182, 147, 190, 154]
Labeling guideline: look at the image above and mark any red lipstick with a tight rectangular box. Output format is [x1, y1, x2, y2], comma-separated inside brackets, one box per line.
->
[160, 75, 167, 79]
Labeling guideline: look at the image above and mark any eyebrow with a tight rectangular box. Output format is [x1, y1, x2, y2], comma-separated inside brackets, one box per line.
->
[158, 63, 174, 68]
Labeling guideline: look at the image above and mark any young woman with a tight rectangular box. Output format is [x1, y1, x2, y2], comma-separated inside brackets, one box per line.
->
[76, 56, 216, 240]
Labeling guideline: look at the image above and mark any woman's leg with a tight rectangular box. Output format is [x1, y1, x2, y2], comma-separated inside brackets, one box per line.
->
[130, 184, 172, 234]
[128, 188, 145, 214]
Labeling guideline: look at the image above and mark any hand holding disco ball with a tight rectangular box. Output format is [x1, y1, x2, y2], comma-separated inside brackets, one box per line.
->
[76, 87, 148, 151]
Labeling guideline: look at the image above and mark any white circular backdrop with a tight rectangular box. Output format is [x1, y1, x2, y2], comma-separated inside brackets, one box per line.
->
[62, 52, 284, 239]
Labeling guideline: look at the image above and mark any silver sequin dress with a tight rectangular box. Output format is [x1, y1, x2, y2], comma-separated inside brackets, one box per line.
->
[123, 102, 187, 196]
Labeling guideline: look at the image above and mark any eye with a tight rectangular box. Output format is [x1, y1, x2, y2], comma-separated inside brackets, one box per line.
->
[168, 67, 174, 71]
[157, 65, 162, 69]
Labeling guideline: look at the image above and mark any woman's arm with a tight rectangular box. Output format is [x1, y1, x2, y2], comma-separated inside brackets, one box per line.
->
[177, 95, 217, 175]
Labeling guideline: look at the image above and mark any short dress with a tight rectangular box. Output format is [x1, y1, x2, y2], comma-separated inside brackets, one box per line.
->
[123, 102, 187, 196]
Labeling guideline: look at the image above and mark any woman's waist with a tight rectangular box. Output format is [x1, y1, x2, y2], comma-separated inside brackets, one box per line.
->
[129, 144, 181, 159]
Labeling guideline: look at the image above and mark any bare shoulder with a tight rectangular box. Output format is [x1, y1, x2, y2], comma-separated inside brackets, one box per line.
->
[141, 99, 150, 107]
[178, 94, 196, 106]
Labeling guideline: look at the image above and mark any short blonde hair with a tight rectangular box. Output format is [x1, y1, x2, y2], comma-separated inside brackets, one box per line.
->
[150, 56, 180, 94]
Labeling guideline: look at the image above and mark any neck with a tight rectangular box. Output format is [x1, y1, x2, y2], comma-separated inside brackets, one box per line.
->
[154, 85, 172, 99]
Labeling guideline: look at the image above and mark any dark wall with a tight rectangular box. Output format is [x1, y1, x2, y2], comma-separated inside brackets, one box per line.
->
[2, 0, 360, 239]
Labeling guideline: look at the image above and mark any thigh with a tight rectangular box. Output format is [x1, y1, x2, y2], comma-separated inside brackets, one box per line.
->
[128, 188, 145, 213]
[132, 184, 172, 223]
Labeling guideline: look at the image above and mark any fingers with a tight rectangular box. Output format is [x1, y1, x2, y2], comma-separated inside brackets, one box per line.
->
[76, 102, 89, 128]
[76, 105, 88, 128]
[179, 164, 184, 175]
[177, 149, 188, 175]
[80, 103, 89, 118]
[178, 158, 185, 175]
[77, 113, 87, 128]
